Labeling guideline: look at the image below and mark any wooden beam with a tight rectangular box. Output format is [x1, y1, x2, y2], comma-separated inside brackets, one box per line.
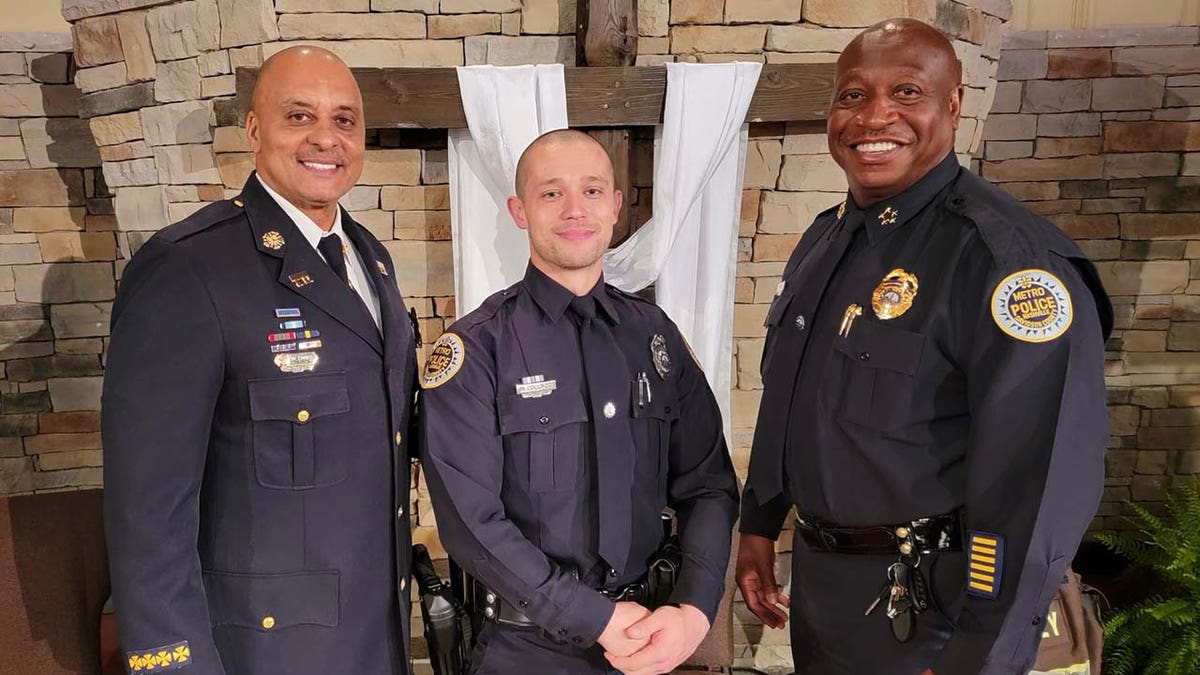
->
[577, 0, 637, 67]
[587, 128, 632, 239]
[233, 63, 834, 130]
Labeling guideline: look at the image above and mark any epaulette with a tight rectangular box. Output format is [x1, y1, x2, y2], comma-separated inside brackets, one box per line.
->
[155, 199, 244, 243]
[945, 171, 1084, 266]
[607, 284, 653, 306]
[450, 281, 523, 333]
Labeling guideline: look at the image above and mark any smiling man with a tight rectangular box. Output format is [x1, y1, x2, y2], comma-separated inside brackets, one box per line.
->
[103, 46, 419, 674]
[736, 19, 1113, 675]
[419, 129, 739, 674]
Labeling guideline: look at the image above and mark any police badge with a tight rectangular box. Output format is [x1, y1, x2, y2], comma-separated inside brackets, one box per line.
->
[650, 334, 671, 379]
[872, 269, 919, 320]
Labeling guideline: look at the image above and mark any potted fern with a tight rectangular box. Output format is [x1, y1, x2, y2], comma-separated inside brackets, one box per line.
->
[1096, 481, 1200, 675]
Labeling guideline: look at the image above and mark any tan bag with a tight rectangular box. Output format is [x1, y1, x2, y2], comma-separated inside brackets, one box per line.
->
[1030, 569, 1105, 675]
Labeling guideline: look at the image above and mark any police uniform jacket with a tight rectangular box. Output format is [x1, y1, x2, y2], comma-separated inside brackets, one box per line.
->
[741, 154, 1113, 675]
[419, 264, 740, 646]
[102, 175, 418, 675]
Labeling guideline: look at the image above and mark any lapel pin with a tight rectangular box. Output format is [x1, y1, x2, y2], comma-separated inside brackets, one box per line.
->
[288, 271, 314, 288]
[262, 231, 285, 250]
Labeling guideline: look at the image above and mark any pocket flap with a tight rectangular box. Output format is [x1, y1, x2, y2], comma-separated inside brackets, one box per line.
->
[630, 381, 680, 421]
[248, 372, 350, 422]
[833, 320, 924, 375]
[203, 570, 339, 630]
[498, 391, 588, 434]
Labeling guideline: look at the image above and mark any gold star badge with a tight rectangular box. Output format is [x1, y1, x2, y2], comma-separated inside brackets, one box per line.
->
[836, 201, 846, 219]
[879, 207, 899, 226]
[262, 230, 285, 250]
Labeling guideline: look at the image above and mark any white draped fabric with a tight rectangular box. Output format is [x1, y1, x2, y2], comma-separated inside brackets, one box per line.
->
[450, 62, 762, 443]
[604, 62, 762, 445]
[449, 64, 568, 316]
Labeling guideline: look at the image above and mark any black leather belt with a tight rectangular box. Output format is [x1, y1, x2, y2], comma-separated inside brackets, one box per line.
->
[794, 509, 963, 556]
[472, 577, 650, 631]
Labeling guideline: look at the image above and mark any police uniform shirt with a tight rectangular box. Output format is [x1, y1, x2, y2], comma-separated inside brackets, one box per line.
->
[102, 174, 417, 675]
[257, 174, 382, 329]
[419, 263, 740, 645]
[740, 153, 1112, 674]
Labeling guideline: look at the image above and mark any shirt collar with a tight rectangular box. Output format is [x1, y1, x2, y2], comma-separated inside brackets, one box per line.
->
[255, 174, 346, 251]
[844, 152, 961, 244]
[522, 262, 620, 325]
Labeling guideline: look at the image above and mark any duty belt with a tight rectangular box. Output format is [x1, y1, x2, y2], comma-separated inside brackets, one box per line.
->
[794, 509, 963, 556]
[473, 576, 651, 632]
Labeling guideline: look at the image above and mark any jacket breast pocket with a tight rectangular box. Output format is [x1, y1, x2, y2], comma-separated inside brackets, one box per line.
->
[203, 570, 339, 631]
[631, 381, 680, 479]
[498, 392, 588, 492]
[830, 321, 925, 433]
[248, 371, 351, 490]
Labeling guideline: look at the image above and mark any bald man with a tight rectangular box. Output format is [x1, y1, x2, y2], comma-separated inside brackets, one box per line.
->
[103, 46, 419, 675]
[419, 129, 738, 674]
[737, 19, 1111, 675]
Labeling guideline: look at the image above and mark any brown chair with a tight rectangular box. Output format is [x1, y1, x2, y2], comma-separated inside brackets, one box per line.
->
[0, 489, 111, 674]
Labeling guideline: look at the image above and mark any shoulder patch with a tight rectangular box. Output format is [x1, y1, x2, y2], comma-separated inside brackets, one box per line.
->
[991, 269, 1072, 343]
[422, 333, 465, 389]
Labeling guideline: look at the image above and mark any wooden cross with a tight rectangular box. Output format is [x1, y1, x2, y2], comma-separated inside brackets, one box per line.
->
[234, 1, 835, 241]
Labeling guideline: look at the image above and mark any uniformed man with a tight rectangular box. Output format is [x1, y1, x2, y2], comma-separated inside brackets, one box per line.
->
[419, 129, 740, 675]
[736, 19, 1113, 675]
[102, 47, 418, 674]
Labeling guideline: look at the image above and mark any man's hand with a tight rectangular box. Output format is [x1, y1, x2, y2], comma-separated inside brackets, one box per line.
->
[736, 533, 790, 629]
[597, 601, 652, 658]
[604, 604, 710, 675]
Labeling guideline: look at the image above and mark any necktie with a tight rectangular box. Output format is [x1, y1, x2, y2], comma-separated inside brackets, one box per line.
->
[317, 233, 350, 287]
[747, 212, 866, 503]
[570, 294, 635, 576]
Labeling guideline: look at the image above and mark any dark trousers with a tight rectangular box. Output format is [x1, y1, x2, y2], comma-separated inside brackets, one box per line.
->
[468, 623, 617, 675]
[788, 544, 965, 674]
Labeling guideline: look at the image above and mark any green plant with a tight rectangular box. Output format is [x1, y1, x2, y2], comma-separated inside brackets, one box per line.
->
[1096, 482, 1200, 675]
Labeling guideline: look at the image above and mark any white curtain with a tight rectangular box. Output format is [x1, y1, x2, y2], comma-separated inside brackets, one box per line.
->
[449, 64, 568, 316]
[451, 62, 761, 443]
[604, 62, 761, 445]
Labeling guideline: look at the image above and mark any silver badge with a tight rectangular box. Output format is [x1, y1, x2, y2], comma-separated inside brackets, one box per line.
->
[603, 402, 616, 419]
[650, 334, 671, 380]
[515, 374, 557, 399]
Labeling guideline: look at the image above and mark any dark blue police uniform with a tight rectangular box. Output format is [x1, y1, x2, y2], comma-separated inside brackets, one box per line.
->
[102, 175, 417, 675]
[741, 154, 1113, 675]
[419, 264, 739, 674]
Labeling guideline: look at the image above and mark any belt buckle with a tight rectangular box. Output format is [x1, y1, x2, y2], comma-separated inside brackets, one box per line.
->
[818, 529, 839, 551]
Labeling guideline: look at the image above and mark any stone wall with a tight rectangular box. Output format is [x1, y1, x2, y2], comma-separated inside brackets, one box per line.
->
[0, 30, 110, 495]
[975, 25, 1200, 532]
[0, 0, 1014, 671]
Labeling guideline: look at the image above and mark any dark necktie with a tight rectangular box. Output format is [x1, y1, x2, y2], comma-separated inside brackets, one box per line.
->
[317, 233, 350, 287]
[747, 212, 866, 503]
[569, 294, 635, 576]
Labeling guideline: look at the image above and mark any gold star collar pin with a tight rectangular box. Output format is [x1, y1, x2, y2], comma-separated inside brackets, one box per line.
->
[878, 207, 899, 226]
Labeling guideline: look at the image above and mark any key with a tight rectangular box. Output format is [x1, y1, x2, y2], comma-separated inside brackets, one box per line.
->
[885, 563, 911, 620]
[890, 607, 916, 643]
[864, 578, 892, 616]
[907, 564, 929, 614]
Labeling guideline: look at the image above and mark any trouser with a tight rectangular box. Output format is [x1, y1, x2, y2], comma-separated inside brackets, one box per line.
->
[788, 544, 965, 674]
[467, 622, 618, 675]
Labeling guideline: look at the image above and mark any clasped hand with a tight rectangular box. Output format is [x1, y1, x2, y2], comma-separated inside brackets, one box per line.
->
[597, 601, 710, 675]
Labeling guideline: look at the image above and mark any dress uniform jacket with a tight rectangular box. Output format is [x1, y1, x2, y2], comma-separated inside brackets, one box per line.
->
[741, 154, 1113, 675]
[419, 264, 739, 673]
[102, 174, 418, 675]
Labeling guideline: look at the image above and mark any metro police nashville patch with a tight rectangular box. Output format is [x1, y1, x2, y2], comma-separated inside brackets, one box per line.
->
[422, 333, 465, 389]
[990, 269, 1073, 343]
